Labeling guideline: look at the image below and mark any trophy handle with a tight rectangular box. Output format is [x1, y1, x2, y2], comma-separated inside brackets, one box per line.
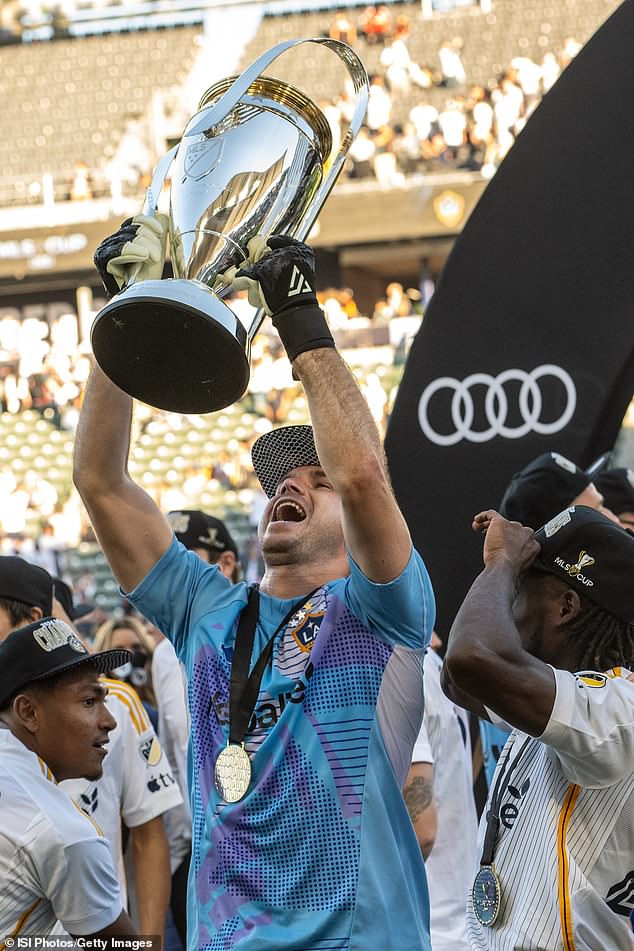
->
[185, 38, 369, 342]
[125, 143, 180, 287]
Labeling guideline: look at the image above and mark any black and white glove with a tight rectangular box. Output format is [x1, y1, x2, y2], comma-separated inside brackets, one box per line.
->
[93, 213, 169, 298]
[224, 234, 336, 363]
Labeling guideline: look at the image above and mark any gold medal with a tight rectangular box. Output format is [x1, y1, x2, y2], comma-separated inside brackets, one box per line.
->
[214, 743, 252, 802]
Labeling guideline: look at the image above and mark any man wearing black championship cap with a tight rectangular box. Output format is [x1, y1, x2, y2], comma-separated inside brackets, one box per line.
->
[442, 506, 634, 949]
[76, 232, 436, 951]
[481, 451, 618, 785]
[0, 617, 138, 940]
[499, 450, 617, 529]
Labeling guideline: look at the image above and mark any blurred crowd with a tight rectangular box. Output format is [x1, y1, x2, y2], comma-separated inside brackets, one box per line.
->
[324, 13, 583, 182]
[3, 2, 586, 204]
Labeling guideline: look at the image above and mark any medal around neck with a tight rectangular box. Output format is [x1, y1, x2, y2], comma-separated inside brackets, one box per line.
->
[215, 743, 252, 802]
[473, 865, 501, 927]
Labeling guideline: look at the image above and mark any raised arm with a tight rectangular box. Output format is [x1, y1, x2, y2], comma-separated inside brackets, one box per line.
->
[73, 364, 173, 591]
[294, 348, 412, 582]
[229, 235, 412, 583]
[73, 217, 174, 591]
[443, 510, 557, 736]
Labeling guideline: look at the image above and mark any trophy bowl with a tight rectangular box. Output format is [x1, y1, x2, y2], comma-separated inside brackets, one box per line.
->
[91, 39, 369, 414]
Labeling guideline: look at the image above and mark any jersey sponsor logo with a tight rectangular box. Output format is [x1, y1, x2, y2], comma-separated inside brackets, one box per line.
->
[606, 870, 634, 917]
[33, 619, 87, 654]
[554, 553, 594, 587]
[501, 777, 530, 829]
[147, 770, 176, 793]
[211, 661, 315, 733]
[139, 736, 163, 766]
[79, 786, 98, 815]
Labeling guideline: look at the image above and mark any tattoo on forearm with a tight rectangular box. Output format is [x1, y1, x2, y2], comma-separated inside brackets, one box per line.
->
[404, 776, 434, 822]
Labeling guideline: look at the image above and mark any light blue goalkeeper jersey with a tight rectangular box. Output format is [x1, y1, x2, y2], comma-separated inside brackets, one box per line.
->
[128, 537, 434, 951]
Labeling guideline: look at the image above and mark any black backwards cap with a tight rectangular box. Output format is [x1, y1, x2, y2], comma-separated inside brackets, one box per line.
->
[0, 555, 52, 615]
[500, 451, 610, 530]
[0, 617, 131, 710]
[533, 506, 634, 624]
[251, 425, 321, 498]
[166, 510, 238, 557]
[593, 468, 634, 517]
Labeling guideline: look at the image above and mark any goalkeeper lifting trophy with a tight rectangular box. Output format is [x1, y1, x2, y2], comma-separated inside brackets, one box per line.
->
[91, 38, 369, 414]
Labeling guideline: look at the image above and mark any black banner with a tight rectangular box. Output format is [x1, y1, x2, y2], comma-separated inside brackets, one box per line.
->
[385, 0, 634, 638]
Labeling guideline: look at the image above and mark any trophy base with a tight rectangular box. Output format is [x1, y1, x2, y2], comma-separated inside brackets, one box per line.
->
[91, 279, 251, 414]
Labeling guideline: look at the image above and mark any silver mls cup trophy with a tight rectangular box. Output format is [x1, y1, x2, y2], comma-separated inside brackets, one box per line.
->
[91, 38, 369, 414]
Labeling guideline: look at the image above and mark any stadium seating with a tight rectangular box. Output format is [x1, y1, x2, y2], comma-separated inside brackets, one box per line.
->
[237, 0, 620, 128]
[0, 25, 202, 190]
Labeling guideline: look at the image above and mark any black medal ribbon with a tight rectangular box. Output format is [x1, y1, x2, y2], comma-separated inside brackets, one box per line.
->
[472, 733, 532, 927]
[480, 734, 531, 866]
[228, 585, 320, 746]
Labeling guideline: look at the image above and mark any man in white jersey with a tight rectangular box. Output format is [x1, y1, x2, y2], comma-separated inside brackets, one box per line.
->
[478, 451, 619, 787]
[0, 557, 181, 940]
[53, 578, 182, 941]
[442, 504, 634, 950]
[0, 616, 137, 941]
[405, 631, 478, 951]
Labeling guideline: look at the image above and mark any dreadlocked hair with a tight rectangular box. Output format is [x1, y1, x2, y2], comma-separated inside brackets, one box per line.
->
[564, 593, 634, 672]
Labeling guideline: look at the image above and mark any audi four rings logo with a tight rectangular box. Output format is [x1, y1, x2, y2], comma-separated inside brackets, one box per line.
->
[418, 365, 577, 446]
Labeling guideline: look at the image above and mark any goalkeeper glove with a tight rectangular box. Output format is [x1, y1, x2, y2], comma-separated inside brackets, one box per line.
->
[93, 213, 169, 299]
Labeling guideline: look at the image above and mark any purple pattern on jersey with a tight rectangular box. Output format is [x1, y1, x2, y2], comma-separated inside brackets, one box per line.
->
[188, 590, 397, 948]
[304, 597, 392, 818]
[190, 642, 230, 811]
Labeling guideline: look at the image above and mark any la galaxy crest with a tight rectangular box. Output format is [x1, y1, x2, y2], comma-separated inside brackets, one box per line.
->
[288, 591, 326, 652]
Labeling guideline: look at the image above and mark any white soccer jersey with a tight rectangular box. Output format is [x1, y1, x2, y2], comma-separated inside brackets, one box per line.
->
[61, 678, 182, 904]
[468, 667, 634, 950]
[151, 638, 191, 871]
[412, 649, 477, 951]
[0, 727, 122, 940]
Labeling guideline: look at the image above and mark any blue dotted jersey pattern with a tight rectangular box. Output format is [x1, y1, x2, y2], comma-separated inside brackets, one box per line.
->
[128, 538, 434, 951]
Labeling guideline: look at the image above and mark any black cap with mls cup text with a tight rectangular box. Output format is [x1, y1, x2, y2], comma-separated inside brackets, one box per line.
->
[166, 510, 238, 557]
[500, 451, 611, 530]
[533, 506, 634, 624]
[0, 555, 53, 615]
[251, 425, 321, 498]
[593, 468, 634, 517]
[0, 617, 131, 710]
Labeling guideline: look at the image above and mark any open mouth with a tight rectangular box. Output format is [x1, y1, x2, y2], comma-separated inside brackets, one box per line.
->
[272, 499, 307, 523]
